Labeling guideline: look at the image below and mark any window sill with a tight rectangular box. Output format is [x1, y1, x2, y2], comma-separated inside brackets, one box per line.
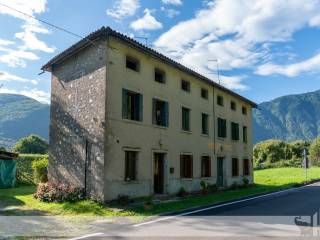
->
[153, 124, 168, 130]
[123, 180, 140, 185]
[126, 68, 140, 74]
[122, 119, 143, 125]
[217, 137, 226, 141]
[181, 130, 192, 134]
[181, 178, 193, 181]
[201, 133, 209, 138]
[200, 177, 212, 180]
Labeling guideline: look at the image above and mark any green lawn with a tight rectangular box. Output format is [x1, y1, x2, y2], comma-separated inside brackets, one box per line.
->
[0, 167, 319, 217]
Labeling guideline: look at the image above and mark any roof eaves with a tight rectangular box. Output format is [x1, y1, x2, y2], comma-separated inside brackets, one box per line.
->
[41, 27, 258, 108]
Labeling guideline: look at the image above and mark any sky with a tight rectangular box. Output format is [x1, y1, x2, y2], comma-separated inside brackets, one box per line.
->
[1, 0, 320, 104]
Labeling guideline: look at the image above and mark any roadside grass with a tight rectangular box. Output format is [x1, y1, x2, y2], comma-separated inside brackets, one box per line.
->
[0, 167, 319, 217]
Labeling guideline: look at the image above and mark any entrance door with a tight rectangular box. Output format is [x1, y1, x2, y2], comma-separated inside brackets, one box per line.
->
[154, 153, 165, 194]
[217, 157, 224, 187]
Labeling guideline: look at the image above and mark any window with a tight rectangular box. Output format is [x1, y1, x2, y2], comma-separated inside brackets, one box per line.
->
[180, 154, 193, 178]
[232, 158, 239, 177]
[155, 68, 166, 83]
[201, 88, 208, 99]
[152, 98, 169, 127]
[231, 122, 239, 141]
[201, 156, 211, 177]
[217, 95, 224, 106]
[181, 79, 190, 92]
[182, 107, 190, 131]
[243, 159, 250, 176]
[201, 113, 209, 135]
[242, 106, 247, 115]
[243, 126, 248, 143]
[217, 118, 227, 138]
[231, 101, 236, 111]
[125, 151, 137, 181]
[126, 56, 139, 72]
[122, 89, 143, 121]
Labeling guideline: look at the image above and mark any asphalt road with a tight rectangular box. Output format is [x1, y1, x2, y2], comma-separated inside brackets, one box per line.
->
[79, 182, 320, 240]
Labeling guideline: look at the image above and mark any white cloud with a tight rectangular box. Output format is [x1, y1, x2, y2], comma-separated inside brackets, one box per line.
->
[0, 71, 38, 84]
[130, 9, 163, 31]
[256, 52, 320, 77]
[219, 75, 248, 90]
[160, 7, 180, 18]
[0, 0, 54, 67]
[162, 0, 183, 5]
[0, 39, 14, 46]
[0, 48, 39, 67]
[0, 87, 50, 104]
[15, 22, 55, 53]
[154, 0, 320, 89]
[107, 0, 140, 20]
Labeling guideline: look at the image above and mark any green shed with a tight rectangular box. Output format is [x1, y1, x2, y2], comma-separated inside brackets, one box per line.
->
[0, 151, 18, 188]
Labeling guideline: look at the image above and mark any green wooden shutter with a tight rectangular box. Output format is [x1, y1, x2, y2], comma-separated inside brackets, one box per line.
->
[139, 94, 143, 121]
[122, 89, 128, 119]
[186, 109, 190, 131]
[164, 102, 169, 127]
[152, 98, 156, 125]
[180, 155, 183, 178]
[236, 123, 239, 140]
[223, 119, 226, 138]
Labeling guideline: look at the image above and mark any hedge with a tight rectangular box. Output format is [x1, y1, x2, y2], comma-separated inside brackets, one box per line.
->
[16, 154, 48, 185]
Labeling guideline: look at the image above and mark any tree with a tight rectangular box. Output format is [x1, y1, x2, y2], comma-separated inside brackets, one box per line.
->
[13, 135, 48, 154]
[310, 137, 320, 166]
[0, 146, 6, 151]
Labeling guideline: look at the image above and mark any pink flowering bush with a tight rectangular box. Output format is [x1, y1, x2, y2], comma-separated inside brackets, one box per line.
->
[34, 182, 84, 202]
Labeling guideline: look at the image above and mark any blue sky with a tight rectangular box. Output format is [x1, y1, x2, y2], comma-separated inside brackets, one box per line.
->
[1, 0, 320, 104]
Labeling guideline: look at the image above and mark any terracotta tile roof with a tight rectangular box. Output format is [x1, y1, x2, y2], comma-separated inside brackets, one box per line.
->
[42, 26, 257, 107]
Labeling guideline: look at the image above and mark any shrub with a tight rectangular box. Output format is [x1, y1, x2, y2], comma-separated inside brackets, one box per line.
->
[32, 158, 48, 183]
[34, 183, 84, 203]
[200, 180, 207, 190]
[117, 195, 130, 206]
[13, 135, 48, 154]
[242, 177, 249, 187]
[16, 154, 48, 185]
[177, 187, 188, 197]
[310, 137, 320, 166]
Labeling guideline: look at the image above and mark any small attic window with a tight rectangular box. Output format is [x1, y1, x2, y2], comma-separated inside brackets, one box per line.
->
[126, 56, 140, 72]
[155, 68, 166, 83]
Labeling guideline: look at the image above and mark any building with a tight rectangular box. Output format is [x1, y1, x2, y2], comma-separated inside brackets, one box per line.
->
[42, 27, 257, 202]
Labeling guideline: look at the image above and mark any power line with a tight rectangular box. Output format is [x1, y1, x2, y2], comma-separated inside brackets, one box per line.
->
[0, 2, 85, 40]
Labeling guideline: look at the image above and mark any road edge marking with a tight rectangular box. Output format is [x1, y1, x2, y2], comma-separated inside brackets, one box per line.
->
[69, 232, 104, 240]
[133, 182, 318, 227]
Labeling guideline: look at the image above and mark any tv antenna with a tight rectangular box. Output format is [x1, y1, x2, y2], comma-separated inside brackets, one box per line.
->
[208, 59, 221, 85]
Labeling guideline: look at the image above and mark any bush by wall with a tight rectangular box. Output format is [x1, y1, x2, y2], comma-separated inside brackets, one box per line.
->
[32, 158, 48, 184]
[16, 154, 48, 185]
[34, 183, 84, 203]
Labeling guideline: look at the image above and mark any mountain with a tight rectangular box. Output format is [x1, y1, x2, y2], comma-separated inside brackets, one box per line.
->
[0, 94, 50, 148]
[253, 89, 320, 143]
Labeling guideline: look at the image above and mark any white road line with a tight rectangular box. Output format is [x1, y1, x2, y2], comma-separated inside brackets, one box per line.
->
[69, 232, 104, 240]
[134, 182, 318, 227]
